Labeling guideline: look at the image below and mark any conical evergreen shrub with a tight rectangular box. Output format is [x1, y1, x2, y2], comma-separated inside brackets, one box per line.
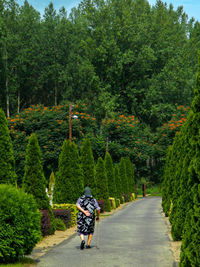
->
[114, 164, 123, 204]
[80, 139, 96, 193]
[53, 140, 84, 204]
[70, 142, 84, 201]
[104, 152, 116, 198]
[163, 51, 200, 265]
[125, 157, 135, 194]
[0, 108, 17, 185]
[23, 133, 49, 209]
[119, 157, 129, 201]
[23, 133, 56, 235]
[95, 157, 111, 212]
[180, 52, 200, 264]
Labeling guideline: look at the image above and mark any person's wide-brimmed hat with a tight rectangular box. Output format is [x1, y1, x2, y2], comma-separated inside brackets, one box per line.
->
[84, 187, 92, 197]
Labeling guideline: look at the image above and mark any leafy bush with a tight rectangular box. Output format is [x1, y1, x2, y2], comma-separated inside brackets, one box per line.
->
[0, 108, 17, 185]
[0, 185, 41, 263]
[52, 209, 71, 228]
[55, 218, 66, 231]
[53, 204, 78, 226]
[95, 157, 111, 212]
[53, 140, 84, 204]
[109, 197, 116, 209]
[40, 210, 51, 236]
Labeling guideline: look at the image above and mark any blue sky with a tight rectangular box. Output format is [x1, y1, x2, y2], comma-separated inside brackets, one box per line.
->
[16, 0, 200, 21]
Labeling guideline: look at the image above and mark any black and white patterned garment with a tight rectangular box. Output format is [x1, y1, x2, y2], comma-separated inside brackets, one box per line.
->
[77, 196, 98, 235]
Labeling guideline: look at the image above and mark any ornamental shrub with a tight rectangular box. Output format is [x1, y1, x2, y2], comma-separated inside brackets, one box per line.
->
[0, 184, 41, 263]
[23, 133, 49, 209]
[40, 210, 51, 236]
[80, 139, 96, 193]
[125, 157, 135, 194]
[22, 133, 56, 235]
[119, 157, 130, 201]
[114, 164, 123, 204]
[95, 157, 111, 212]
[55, 218, 67, 231]
[0, 108, 17, 185]
[53, 140, 84, 204]
[104, 152, 116, 198]
[53, 204, 78, 226]
[52, 209, 71, 228]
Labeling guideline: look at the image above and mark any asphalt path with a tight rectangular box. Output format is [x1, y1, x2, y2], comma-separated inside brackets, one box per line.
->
[36, 197, 176, 267]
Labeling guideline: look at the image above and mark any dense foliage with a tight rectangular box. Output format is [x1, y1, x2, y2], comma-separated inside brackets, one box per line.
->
[0, 0, 199, 122]
[0, 108, 17, 184]
[95, 157, 111, 211]
[162, 51, 200, 266]
[0, 184, 41, 263]
[53, 140, 84, 204]
[80, 138, 96, 192]
[23, 133, 50, 209]
[22, 133, 56, 235]
[104, 152, 116, 198]
[0, 0, 199, 185]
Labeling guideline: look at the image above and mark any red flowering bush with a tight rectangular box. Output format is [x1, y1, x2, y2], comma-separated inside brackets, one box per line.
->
[8, 103, 97, 185]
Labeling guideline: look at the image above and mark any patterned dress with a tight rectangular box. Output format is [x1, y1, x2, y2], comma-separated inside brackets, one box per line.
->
[77, 196, 100, 235]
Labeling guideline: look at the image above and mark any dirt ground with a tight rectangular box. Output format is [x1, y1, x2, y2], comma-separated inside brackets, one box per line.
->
[162, 212, 181, 263]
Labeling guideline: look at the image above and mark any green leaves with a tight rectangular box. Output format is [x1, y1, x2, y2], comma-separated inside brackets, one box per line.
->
[0, 108, 17, 184]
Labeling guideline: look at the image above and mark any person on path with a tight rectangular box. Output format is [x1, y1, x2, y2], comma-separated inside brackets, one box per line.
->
[76, 187, 100, 250]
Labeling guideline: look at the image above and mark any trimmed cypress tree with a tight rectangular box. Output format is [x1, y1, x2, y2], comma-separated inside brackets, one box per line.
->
[23, 133, 56, 235]
[80, 139, 95, 193]
[53, 140, 71, 204]
[170, 125, 192, 240]
[23, 133, 49, 209]
[95, 157, 111, 212]
[125, 157, 135, 194]
[114, 164, 123, 203]
[104, 152, 116, 198]
[119, 157, 129, 201]
[180, 51, 200, 265]
[70, 142, 84, 202]
[53, 140, 84, 204]
[0, 108, 17, 185]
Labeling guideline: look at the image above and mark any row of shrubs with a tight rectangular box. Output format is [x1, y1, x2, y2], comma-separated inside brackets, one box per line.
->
[40, 193, 136, 236]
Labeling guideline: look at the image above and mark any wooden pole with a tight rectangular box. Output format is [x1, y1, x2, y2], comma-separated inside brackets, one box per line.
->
[69, 103, 72, 142]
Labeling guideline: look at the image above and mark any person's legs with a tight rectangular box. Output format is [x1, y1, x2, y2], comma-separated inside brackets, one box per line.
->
[87, 234, 93, 248]
[80, 234, 85, 250]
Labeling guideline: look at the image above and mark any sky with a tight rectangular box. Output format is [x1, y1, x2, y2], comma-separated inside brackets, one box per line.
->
[16, 0, 200, 21]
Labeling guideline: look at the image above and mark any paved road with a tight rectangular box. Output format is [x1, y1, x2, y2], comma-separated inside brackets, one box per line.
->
[36, 197, 176, 267]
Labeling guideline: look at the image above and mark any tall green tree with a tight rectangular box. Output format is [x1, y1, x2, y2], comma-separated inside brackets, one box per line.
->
[104, 152, 116, 198]
[22, 133, 49, 209]
[53, 140, 84, 204]
[180, 51, 200, 266]
[114, 164, 122, 203]
[95, 157, 111, 212]
[119, 157, 129, 201]
[125, 156, 135, 194]
[0, 108, 17, 184]
[80, 138, 96, 192]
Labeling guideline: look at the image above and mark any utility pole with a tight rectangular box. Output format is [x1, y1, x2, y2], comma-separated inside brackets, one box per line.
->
[69, 103, 72, 142]
[106, 137, 109, 152]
